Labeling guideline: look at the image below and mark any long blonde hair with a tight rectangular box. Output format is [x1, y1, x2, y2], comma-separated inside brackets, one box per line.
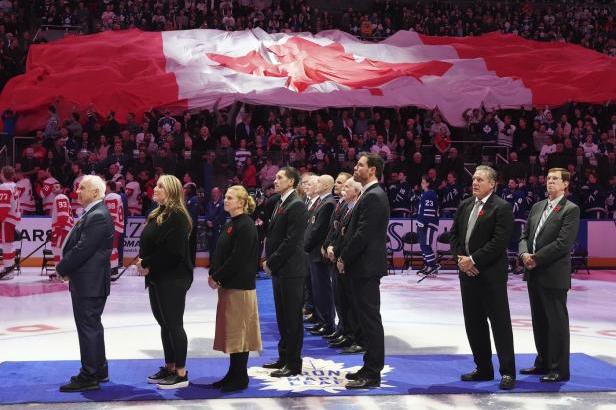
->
[227, 185, 256, 214]
[147, 174, 193, 231]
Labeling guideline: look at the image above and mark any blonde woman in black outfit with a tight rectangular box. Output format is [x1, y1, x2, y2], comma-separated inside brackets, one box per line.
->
[137, 174, 193, 389]
[208, 185, 263, 392]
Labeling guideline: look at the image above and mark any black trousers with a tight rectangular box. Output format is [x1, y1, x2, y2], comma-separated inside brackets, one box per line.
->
[310, 259, 335, 332]
[336, 268, 360, 342]
[148, 279, 191, 368]
[351, 276, 384, 378]
[303, 258, 315, 315]
[460, 279, 516, 376]
[189, 228, 197, 266]
[272, 275, 304, 371]
[528, 282, 570, 377]
[71, 295, 108, 380]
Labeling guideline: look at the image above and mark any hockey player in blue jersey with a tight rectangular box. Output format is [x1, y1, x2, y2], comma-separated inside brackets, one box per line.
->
[439, 171, 463, 217]
[416, 175, 440, 276]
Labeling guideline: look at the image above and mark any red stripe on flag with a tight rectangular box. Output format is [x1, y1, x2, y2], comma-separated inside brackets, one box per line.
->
[420, 32, 616, 106]
[0, 29, 185, 133]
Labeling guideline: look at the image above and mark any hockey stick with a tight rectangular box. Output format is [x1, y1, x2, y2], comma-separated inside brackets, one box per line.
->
[110, 254, 140, 282]
[0, 237, 51, 279]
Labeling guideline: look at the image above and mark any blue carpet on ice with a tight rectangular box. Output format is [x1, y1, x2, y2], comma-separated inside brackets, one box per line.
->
[1, 279, 616, 404]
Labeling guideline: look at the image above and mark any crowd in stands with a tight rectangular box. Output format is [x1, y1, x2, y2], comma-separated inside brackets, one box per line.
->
[0, 0, 614, 220]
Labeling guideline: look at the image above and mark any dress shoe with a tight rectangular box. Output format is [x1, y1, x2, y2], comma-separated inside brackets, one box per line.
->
[71, 373, 109, 383]
[310, 327, 332, 336]
[262, 360, 285, 369]
[328, 335, 345, 344]
[328, 337, 352, 348]
[345, 369, 365, 380]
[519, 366, 548, 375]
[460, 369, 494, 381]
[323, 331, 340, 340]
[303, 313, 315, 323]
[340, 344, 365, 354]
[270, 365, 302, 378]
[305, 323, 323, 332]
[540, 372, 569, 382]
[60, 374, 100, 392]
[345, 377, 380, 389]
[499, 375, 515, 390]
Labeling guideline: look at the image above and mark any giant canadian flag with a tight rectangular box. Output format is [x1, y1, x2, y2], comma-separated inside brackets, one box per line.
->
[1, 28, 615, 132]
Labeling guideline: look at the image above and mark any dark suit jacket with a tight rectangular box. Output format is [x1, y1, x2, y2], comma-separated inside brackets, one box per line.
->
[519, 197, 580, 289]
[449, 193, 514, 284]
[57, 201, 114, 298]
[323, 200, 348, 250]
[304, 194, 336, 262]
[265, 190, 308, 278]
[338, 183, 390, 278]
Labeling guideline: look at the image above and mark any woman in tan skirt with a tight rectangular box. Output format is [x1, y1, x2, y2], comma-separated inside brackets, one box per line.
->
[208, 185, 262, 392]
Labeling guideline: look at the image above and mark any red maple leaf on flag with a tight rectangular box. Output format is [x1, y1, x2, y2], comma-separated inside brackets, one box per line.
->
[207, 37, 452, 94]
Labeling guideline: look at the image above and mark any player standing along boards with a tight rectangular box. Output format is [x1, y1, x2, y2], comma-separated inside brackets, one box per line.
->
[105, 181, 125, 278]
[50, 183, 74, 266]
[0, 166, 21, 280]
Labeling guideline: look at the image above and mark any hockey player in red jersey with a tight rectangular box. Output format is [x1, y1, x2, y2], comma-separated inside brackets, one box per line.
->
[105, 181, 125, 278]
[50, 182, 74, 265]
[0, 166, 21, 280]
[15, 171, 36, 215]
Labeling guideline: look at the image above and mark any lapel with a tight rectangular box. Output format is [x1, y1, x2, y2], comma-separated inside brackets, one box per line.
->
[463, 193, 494, 241]
[64, 202, 100, 252]
[528, 199, 548, 240]
[536, 196, 567, 241]
[270, 191, 295, 229]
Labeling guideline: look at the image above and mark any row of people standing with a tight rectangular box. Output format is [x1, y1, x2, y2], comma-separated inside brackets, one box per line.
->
[261, 154, 390, 388]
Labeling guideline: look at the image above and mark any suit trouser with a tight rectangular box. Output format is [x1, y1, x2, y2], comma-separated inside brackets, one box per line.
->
[351, 276, 384, 378]
[528, 282, 570, 377]
[331, 265, 345, 335]
[460, 279, 516, 376]
[310, 259, 335, 332]
[272, 275, 304, 371]
[148, 279, 191, 368]
[303, 257, 315, 315]
[71, 295, 108, 380]
[337, 269, 360, 342]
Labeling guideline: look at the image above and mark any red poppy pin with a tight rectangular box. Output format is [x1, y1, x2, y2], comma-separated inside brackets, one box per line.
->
[553, 205, 561, 213]
[226, 226, 233, 235]
[478, 210, 486, 217]
[276, 207, 284, 216]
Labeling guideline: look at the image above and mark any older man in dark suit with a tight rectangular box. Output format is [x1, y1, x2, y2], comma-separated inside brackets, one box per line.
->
[304, 174, 337, 336]
[519, 168, 580, 382]
[449, 165, 516, 390]
[262, 167, 308, 377]
[57, 175, 114, 392]
[336, 153, 390, 389]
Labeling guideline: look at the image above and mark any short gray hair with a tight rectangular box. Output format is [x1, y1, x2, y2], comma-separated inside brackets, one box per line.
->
[344, 178, 363, 194]
[82, 175, 106, 200]
[475, 165, 497, 183]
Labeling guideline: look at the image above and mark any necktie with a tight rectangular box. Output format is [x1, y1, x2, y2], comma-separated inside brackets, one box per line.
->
[309, 197, 321, 212]
[465, 200, 482, 254]
[271, 198, 283, 222]
[533, 202, 553, 252]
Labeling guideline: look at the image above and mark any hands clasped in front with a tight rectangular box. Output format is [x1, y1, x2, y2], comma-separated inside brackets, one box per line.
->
[457, 256, 479, 277]
[521, 253, 537, 270]
[135, 258, 150, 277]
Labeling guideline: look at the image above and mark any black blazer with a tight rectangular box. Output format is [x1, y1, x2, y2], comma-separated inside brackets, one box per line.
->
[265, 190, 308, 278]
[519, 197, 580, 289]
[339, 183, 390, 278]
[210, 213, 259, 290]
[323, 200, 348, 250]
[304, 194, 336, 262]
[57, 201, 114, 298]
[139, 209, 193, 284]
[449, 193, 514, 283]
